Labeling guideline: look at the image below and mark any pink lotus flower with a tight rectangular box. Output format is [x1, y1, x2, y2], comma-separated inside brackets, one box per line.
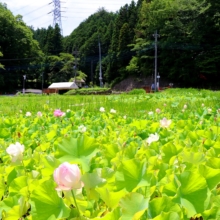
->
[155, 108, 161, 113]
[160, 117, 172, 128]
[54, 109, 64, 117]
[53, 162, 84, 191]
[37, 111, 42, 117]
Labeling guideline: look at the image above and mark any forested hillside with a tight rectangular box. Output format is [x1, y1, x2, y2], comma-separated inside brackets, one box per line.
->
[0, 0, 220, 92]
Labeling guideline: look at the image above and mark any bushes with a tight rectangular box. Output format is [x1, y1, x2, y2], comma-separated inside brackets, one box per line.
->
[64, 87, 112, 95]
[127, 88, 146, 95]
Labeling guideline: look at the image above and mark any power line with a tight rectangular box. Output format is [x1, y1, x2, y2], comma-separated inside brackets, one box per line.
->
[26, 13, 51, 24]
[22, 3, 51, 17]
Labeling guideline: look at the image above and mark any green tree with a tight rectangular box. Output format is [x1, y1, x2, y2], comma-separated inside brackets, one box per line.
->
[52, 24, 63, 55]
[0, 51, 3, 69]
[33, 24, 63, 56]
[45, 53, 83, 83]
[129, 0, 210, 86]
[63, 8, 116, 85]
[103, 1, 139, 84]
[0, 3, 43, 92]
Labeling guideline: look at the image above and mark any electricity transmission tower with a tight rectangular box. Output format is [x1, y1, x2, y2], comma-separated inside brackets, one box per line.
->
[49, 0, 63, 35]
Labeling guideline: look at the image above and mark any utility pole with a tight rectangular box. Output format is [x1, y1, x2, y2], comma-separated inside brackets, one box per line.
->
[153, 30, 160, 92]
[98, 36, 103, 87]
[91, 60, 93, 87]
[72, 49, 79, 83]
[23, 75, 26, 94]
[41, 72, 44, 94]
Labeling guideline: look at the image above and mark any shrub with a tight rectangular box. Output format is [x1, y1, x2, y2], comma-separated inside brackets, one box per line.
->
[64, 88, 111, 95]
[127, 88, 146, 95]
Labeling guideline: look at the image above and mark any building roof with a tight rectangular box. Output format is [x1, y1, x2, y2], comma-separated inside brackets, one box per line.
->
[48, 82, 78, 89]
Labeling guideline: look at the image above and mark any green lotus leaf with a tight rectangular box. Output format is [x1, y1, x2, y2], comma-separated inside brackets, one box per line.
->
[0, 128, 10, 138]
[30, 179, 70, 220]
[7, 168, 18, 186]
[148, 196, 181, 219]
[0, 195, 29, 219]
[9, 176, 29, 197]
[3, 118, 16, 128]
[130, 120, 148, 130]
[176, 120, 186, 129]
[115, 158, 151, 191]
[162, 174, 178, 197]
[199, 165, 220, 190]
[152, 211, 180, 220]
[202, 206, 220, 220]
[157, 163, 169, 181]
[206, 157, 220, 169]
[63, 191, 88, 215]
[0, 175, 6, 199]
[161, 142, 182, 163]
[212, 141, 220, 155]
[81, 170, 106, 189]
[187, 131, 198, 143]
[81, 170, 106, 200]
[96, 187, 127, 209]
[173, 171, 208, 218]
[55, 134, 99, 172]
[41, 155, 61, 177]
[46, 130, 57, 141]
[90, 207, 121, 220]
[181, 149, 205, 165]
[120, 192, 149, 220]
[102, 143, 119, 163]
[203, 138, 216, 149]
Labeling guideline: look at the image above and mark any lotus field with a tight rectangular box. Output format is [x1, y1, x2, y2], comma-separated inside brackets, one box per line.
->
[1, 88, 220, 220]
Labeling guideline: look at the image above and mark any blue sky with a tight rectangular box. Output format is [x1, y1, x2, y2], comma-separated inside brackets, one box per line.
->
[2, 0, 136, 36]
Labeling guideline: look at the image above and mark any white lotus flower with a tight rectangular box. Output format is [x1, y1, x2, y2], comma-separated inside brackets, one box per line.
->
[160, 117, 172, 128]
[148, 111, 153, 115]
[6, 142, 25, 162]
[78, 125, 86, 133]
[146, 133, 159, 145]
[100, 107, 105, 112]
[208, 108, 212, 113]
[26, 112, 31, 117]
[110, 109, 116, 114]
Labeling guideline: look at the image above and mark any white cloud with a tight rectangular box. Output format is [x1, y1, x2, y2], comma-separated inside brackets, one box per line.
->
[3, 0, 136, 36]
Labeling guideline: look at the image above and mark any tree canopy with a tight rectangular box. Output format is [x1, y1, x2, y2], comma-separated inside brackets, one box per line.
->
[1, 0, 220, 92]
